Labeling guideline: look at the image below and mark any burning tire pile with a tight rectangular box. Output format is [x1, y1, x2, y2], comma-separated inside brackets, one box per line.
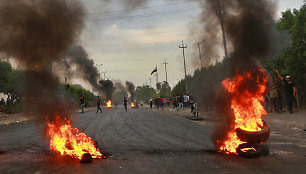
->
[216, 67, 271, 158]
[235, 120, 270, 158]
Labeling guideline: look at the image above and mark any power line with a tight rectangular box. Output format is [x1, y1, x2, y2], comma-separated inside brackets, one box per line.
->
[86, 7, 202, 22]
[85, 0, 197, 16]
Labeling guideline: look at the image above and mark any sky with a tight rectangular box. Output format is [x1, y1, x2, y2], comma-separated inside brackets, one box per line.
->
[77, 0, 304, 89]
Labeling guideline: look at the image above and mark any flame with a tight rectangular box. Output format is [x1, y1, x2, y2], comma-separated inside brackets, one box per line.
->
[47, 116, 103, 159]
[218, 66, 268, 154]
[131, 102, 135, 108]
[107, 100, 112, 108]
[241, 147, 256, 152]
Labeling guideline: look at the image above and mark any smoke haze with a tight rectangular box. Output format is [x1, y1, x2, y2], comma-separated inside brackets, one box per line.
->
[189, 0, 287, 148]
[125, 81, 135, 101]
[0, 0, 85, 119]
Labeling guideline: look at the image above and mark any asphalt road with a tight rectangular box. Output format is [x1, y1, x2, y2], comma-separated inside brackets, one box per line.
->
[0, 106, 305, 174]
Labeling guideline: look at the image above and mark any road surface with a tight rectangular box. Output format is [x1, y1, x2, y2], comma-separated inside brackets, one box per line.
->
[0, 106, 305, 174]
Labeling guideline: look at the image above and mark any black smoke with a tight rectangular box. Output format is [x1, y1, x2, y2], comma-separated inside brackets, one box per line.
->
[190, 0, 285, 148]
[125, 81, 135, 101]
[0, 0, 85, 120]
[99, 79, 116, 100]
[65, 45, 101, 91]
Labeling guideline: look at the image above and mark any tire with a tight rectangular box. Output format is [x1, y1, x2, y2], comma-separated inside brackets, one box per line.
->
[236, 143, 262, 158]
[235, 121, 270, 144]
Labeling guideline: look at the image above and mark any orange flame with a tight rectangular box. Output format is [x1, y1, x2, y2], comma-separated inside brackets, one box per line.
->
[219, 67, 268, 154]
[131, 102, 135, 108]
[47, 116, 103, 159]
[107, 100, 112, 108]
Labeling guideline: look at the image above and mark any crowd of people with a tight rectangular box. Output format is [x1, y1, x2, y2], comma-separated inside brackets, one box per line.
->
[265, 70, 298, 114]
[151, 94, 195, 110]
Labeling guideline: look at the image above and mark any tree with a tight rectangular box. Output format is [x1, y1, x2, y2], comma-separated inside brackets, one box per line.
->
[135, 85, 157, 104]
[0, 61, 12, 94]
[263, 4, 306, 106]
[159, 81, 171, 97]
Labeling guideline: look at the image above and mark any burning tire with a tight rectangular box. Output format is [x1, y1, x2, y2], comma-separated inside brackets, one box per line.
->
[80, 153, 93, 163]
[236, 143, 262, 158]
[235, 121, 270, 144]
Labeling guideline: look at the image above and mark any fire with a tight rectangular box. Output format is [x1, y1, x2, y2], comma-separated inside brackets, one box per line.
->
[106, 100, 112, 108]
[131, 102, 135, 108]
[47, 116, 103, 160]
[218, 67, 268, 154]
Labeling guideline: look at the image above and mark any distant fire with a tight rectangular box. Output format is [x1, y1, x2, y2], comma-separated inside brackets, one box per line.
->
[131, 102, 135, 108]
[47, 116, 104, 160]
[106, 100, 112, 108]
[217, 67, 268, 154]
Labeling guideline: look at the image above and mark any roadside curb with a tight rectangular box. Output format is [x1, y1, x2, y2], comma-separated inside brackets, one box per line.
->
[0, 107, 96, 125]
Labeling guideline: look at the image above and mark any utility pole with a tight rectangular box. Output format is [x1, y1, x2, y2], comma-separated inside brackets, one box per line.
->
[198, 42, 203, 69]
[162, 59, 168, 82]
[149, 78, 152, 87]
[179, 40, 188, 92]
[216, 0, 228, 59]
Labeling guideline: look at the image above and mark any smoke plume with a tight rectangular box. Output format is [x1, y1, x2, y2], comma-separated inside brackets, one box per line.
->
[65, 45, 101, 91]
[190, 0, 285, 148]
[0, 0, 84, 70]
[125, 81, 135, 101]
[0, 0, 85, 119]
[99, 79, 116, 100]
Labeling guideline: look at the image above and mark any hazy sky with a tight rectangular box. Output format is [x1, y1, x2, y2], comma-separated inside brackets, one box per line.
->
[79, 0, 304, 89]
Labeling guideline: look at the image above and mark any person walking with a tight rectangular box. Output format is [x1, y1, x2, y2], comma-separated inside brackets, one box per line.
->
[80, 96, 85, 113]
[96, 96, 102, 113]
[123, 97, 129, 112]
[275, 70, 296, 113]
[149, 97, 153, 110]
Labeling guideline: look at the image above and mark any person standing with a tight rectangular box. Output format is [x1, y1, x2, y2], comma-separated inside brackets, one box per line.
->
[149, 97, 153, 110]
[275, 70, 296, 113]
[160, 97, 164, 109]
[80, 96, 85, 113]
[269, 79, 279, 113]
[96, 96, 102, 113]
[0, 98, 5, 113]
[123, 97, 129, 112]
[183, 93, 189, 108]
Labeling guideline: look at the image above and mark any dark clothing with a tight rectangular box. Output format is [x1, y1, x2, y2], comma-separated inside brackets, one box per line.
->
[96, 105, 102, 113]
[150, 101, 153, 109]
[285, 93, 293, 113]
[123, 99, 128, 112]
[80, 97, 85, 113]
[283, 79, 295, 95]
[283, 79, 295, 113]
[80, 97, 85, 104]
[96, 98, 102, 113]
[96, 98, 101, 106]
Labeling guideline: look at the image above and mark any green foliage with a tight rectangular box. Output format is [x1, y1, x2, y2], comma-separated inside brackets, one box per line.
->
[172, 79, 186, 96]
[159, 81, 171, 97]
[63, 84, 95, 107]
[263, 3, 306, 106]
[0, 61, 12, 94]
[135, 85, 157, 104]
